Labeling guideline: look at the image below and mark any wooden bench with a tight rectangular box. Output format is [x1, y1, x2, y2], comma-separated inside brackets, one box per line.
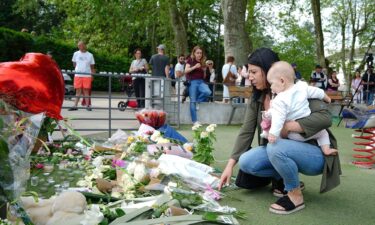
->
[326, 91, 344, 103]
[227, 85, 252, 125]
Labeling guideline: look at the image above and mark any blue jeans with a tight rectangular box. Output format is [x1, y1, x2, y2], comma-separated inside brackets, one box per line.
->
[238, 139, 324, 191]
[363, 91, 374, 105]
[189, 79, 211, 122]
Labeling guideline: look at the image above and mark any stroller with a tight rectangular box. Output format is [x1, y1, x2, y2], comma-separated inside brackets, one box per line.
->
[117, 74, 138, 111]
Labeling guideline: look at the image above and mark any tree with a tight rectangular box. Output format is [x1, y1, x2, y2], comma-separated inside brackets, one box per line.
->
[310, 0, 326, 68]
[168, 0, 189, 56]
[221, 0, 251, 66]
[329, 0, 350, 85]
[347, 0, 374, 74]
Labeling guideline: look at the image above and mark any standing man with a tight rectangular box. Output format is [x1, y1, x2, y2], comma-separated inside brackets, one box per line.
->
[149, 44, 170, 77]
[362, 65, 375, 105]
[69, 41, 95, 111]
[175, 54, 186, 101]
[310, 65, 327, 90]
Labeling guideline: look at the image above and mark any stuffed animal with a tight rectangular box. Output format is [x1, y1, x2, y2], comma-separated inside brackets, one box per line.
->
[20, 191, 87, 225]
[260, 111, 272, 139]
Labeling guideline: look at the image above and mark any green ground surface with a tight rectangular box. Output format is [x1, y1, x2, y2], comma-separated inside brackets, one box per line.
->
[28, 121, 375, 224]
[176, 122, 375, 225]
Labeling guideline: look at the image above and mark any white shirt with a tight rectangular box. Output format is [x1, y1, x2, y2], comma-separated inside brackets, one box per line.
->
[175, 62, 186, 81]
[269, 81, 325, 137]
[72, 51, 95, 77]
[221, 63, 237, 79]
[130, 59, 147, 71]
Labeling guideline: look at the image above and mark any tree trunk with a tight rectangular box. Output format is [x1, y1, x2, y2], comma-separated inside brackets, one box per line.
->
[246, 0, 256, 52]
[310, 0, 326, 68]
[221, 0, 251, 67]
[340, 23, 348, 89]
[168, 0, 189, 56]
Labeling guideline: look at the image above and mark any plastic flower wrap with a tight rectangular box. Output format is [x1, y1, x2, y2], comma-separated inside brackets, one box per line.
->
[0, 100, 45, 224]
[135, 109, 167, 129]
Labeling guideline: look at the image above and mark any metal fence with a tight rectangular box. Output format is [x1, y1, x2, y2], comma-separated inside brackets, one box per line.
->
[62, 70, 183, 138]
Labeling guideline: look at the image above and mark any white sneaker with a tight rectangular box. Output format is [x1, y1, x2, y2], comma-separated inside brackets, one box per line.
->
[193, 121, 201, 126]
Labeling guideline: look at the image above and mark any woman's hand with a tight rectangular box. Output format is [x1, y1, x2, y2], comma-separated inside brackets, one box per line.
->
[195, 63, 201, 69]
[219, 159, 236, 190]
[219, 166, 233, 190]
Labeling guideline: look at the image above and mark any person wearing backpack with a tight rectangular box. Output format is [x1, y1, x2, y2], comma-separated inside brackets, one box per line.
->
[222, 56, 238, 103]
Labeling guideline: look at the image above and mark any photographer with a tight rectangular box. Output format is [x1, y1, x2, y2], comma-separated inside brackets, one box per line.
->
[362, 65, 375, 105]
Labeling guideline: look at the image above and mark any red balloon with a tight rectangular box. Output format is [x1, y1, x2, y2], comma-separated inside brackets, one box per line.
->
[0, 53, 64, 120]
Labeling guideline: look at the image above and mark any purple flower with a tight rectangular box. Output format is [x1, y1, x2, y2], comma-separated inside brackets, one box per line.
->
[112, 159, 126, 168]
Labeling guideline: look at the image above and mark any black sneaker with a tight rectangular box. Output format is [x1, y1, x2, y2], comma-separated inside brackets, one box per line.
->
[68, 107, 78, 111]
[86, 106, 92, 111]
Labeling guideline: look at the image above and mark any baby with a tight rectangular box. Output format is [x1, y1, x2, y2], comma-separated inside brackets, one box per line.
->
[262, 61, 338, 156]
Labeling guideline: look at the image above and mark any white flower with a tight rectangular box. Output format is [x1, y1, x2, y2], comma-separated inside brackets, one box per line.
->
[111, 192, 122, 198]
[120, 173, 136, 193]
[133, 163, 148, 182]
[192, 123, 202, 131]
[80, 204, 104, 225]
[206, 124, 217, 133]
[150, 131, 162, 142]
[92, 156, 104, 168]
[200, 131, 208, 138]
[127, 142, 137, 153]
[127, 161, 137, 174]
[77, 179, 92, 188]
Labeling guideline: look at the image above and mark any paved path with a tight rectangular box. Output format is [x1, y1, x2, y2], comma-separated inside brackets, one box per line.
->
[53, 92, 139, 140]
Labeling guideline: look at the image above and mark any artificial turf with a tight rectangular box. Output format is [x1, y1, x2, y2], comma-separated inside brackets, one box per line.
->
[177, 123, 375, 225]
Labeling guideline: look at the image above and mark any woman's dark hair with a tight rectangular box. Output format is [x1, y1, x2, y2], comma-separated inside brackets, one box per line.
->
[247, 48, 280, 100]
[133, 48, 142, 55]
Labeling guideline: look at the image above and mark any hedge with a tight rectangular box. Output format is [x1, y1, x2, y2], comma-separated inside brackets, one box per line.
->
[0, 27, 131, 91]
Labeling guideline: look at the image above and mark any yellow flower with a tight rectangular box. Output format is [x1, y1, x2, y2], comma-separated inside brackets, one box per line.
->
[127, 136, 135, 144]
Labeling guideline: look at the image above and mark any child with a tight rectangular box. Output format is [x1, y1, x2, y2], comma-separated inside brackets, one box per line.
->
[262, 61, 338, 156]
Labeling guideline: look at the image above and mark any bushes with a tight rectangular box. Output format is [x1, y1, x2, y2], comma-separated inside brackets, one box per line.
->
[0, 27, 131, 91]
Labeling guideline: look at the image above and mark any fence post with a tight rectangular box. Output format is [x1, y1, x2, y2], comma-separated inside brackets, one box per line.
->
[108, 74, 112, 138]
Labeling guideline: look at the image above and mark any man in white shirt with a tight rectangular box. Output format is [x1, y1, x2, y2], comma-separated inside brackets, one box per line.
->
[69, 41, 95, 111]
[175, 54, 186, 101]
[310, 65, 327, 90]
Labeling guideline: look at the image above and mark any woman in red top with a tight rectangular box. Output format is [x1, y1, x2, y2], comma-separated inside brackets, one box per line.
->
[184, 46, 212, 124]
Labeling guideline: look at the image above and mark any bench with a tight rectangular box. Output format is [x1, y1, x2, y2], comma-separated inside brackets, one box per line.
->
[326, 91, 344, 103]
[227, 85, 253, 125]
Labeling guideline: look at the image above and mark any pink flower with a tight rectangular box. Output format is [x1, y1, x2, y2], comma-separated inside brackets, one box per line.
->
[35, 163, 44, 169]
[112, 159, 126, 168]
[84, 155, 91, 161]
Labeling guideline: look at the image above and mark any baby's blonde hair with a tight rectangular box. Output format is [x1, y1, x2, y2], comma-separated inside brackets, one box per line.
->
[268, 61, 295, 83]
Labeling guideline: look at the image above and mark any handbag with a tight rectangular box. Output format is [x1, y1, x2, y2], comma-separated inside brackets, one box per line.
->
[223, 65, 236, 85]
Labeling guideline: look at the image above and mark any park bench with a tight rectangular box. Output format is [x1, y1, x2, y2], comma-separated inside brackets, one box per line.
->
[227, 85, 252, 125]
[326, 91, 344, 103]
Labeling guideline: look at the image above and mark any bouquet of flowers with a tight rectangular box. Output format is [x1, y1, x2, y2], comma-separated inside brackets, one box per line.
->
[135, 109, 167, 129]
[191, 123, 217, 165]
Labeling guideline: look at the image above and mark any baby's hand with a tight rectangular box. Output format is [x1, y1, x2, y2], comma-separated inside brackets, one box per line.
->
[268, 134, 277, 143]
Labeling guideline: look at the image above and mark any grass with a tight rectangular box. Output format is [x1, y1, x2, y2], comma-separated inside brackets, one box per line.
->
[176, 123, 375, 225]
